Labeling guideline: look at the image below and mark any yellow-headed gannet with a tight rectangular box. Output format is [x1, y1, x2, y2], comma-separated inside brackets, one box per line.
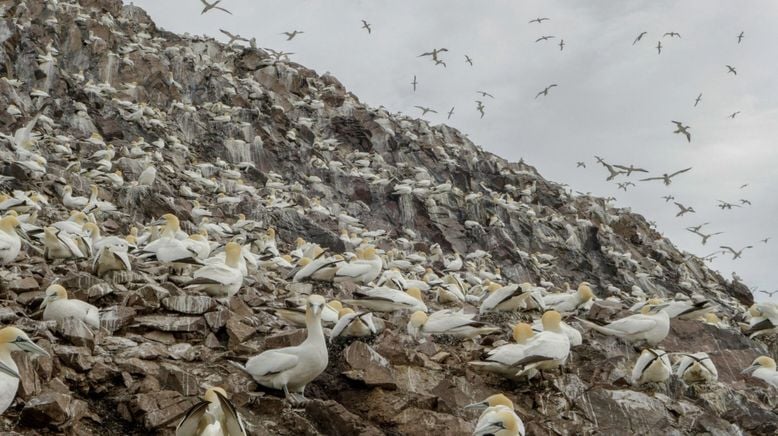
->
[293, 256, 343, 282]
[531, 318, 582, 346]
[334, 246, 383, 284]
[407, 309, 500, 339]
[40, 284, 100, 329]
[0, 327, 50, 415]
[746, 303, 778, 338]
[43, 226, 85, 260]
[61, 185, 88, 209]
[543, 282, 594, 313]
[142, 214, 201, 264]
[175, 387, 246, 436]
[330, 308, 378, 340]
[631, 348, 671, 385]
[742, 356, 778, 388]
[275, 300, 341, 327]
[465, 394, 525, 436]
[239, 295, 329, 402]
[577, 300, 670, 345]
[344, 286, 427, 313]
[675, 352, 718, 384]
[0, 215, 22, 264]
[479, 282, 544, 314]
[185, 242, 244, 298]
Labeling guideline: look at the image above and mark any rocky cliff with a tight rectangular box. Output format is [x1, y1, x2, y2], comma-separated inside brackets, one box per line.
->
[0, 0, 775, 435]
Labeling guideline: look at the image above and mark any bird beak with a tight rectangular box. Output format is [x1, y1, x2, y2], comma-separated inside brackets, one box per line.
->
[464, 400, 488, 411]
[15, 337, 50, 357]
[0, 361, 20, 379]
[39, 296, 51, 309]
[741, 365, 757, 375]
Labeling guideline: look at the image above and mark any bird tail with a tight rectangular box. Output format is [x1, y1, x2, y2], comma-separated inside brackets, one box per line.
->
[227, 360, 246, 371]
[575, 317, 622, 337]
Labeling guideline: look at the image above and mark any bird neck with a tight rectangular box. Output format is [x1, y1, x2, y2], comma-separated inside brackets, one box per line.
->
[0, 347, 14, 369]
[304, 311, 325, 345]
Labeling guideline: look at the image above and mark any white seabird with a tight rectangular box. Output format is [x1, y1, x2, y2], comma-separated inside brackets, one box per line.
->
[185, 242, 244, 298]
[239, 295, 329, 402]
[333, 246, 383, 284]
[344, 286, 427, 313]
[40, 284, 100, 329]
[0, 326, 50, 415]
[577, 300, 670, 345]
[741, 356, 778, 388]
[675, 352, 718, 384]
[175, 387, 246, 436]
[330, 308, 378, 340]
[479, 282, 544, 314]
[631, 348, 671, 385]
[543, 281, 594, 313]
[0, 215, 22, 264]
[407, 309, 500, 339]
[465, 394, 526, 436]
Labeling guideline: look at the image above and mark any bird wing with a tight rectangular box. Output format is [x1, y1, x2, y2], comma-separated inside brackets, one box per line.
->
[215, 6, 232, 14]
[606, 314, 658, 335]
[425, 311, 478, 333]
[669, 167, 692, 177]
[175, 400, 209, 436]
[330, 312, 358, 339]
[335, 261, 372, 278]
[640, 176, 663, 182]
[511, 333, 569, 366]
[214, 390, 247, 436]
[245, 350, 299, 377]
[191, 263, 240, 285]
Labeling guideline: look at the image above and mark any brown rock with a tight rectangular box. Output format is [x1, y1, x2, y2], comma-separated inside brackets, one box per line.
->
[58, 318, 96, 350]
[204, 305, 231, 330]
[264, 328, 307, 348]
[131, 390, 198, 429]
[53, 345, 93, 371]
[100, 305, 137, 333]
[9, 276, 39, 291]
[342, 341, 396, 389]
[21, 390, 72, 428]
[226, 317, 257, 347]
[133, 315, 205, 332]
[304, 399, 383, 436]
[159, 362, 198, 396]
[162, 295, 215, 315]
[393, 407, 472, 436]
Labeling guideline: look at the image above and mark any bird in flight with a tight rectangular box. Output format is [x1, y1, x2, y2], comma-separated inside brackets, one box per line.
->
[662, 195, 675, 203]
[477, 91, 495, 99]
[640, 167, 692, 185]
[414, 106, 437, 116]
[760, 237, 771, 244]
[411, 75, 418, 92]
[576, 162, 586, 168]
[726, 65, 737, 75]
[617, 181, 635, 191]
[559, 39, 565, 51]
[633, 31, 647, 45]
[686, 222, 710, 233]
[282, 30, 304, 41]
[739, 199, 752, 206]
[737, 31, 744, 44]
[671, 121, 691, 142]
[535, 84, 558, 99]
[688, 229, 724, 245]
[264, 48, 294, 62]
[535, 36, 556, 42]
[200, 0, 232, 14]
[720, 245, 753, 259]
[599, 161, 626, 181]
[663, 32, 681, 38]
[529, 17, 550, 24]
[613, 164, 649, 177]
[656, 41, 662, 54]
[361, 20, 372, 34]
[475, 101, 485, 119]
[694, 93, 702, 107]
[674, 202, 695, 217]
[729, 111, 741, 119]
[759, 290, 778, 298]
[447, 107, 455, 119]
[717, 200, 741, 210]
[739, 183, 749, 189]
[465, 55, 473, 66]
[434, 59, 447, 68]
[219, 29, 248, 46]
[418, 48, 448, 61]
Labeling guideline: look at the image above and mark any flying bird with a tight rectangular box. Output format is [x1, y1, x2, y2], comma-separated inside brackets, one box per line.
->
[535, 36, 556, 42]
[656, 41, 662, 54]
[663, 32, 681, 38]
[726, 65, 737, 75]
[759, 290, 778, 298]
[674, 202, 695, 217]
[729, 111, 741, 119]
[414, 106, 437, 116]
[475, 101, 485, 118]
[477, 91, 495, 99]
[739, 199, 751, 206]
[760, 237, 771, 244]
[687, 229, 723, 245]
[686, 223, 710, 233]
[716, 200, 741, 210]
[465, 55, 473, 66]
[200, 0, 232, 15]
[633, 31, 647, 45]
[737, 31, 744, 44]
[662, 195, 675, 203]
[434, 59, 447, 68]
[694, 93, 702, 107]
[418, 48, 448, 61]
[600, 162, 626, 181]
[739, 183, 749, 189]
[361, 20, 372, 34]
[411, 75, 418, 92]
[671, 121, 691, 142]
[535, 84, 558, 98]
[613, 164, 649, 177]
[720, 245, 752, 259]
[559, 39, 565, 51]
[576, 162, 586, 168]
[617, 182, 635, 191]
[219, 29, 248, 46]
[447, 106, 455, 119]
[282, 30, 304, 41]
[529, 17, 550, 24]
[640, 167, 692, 185]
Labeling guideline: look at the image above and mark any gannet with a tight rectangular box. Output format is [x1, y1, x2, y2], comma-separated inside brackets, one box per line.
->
[240, 295, 328, 402]
[40, 284, 100, 329]
[93, 234, 132, 277]
[330, 308, 378, 340]
[465, 394, 525, 436]
[142, 214, 201, 264]
[138, 165, 156, 186]
[407, 309, 500, 339]
[631, 348, 671, 385]
[726, 65, 737, 75]
[676, 352, 718, 384]
[176, 387, 246, 436]
[344, 287, 427, 313]
[742, 356, 778, 388]
[640, 166, 692, 185]
[0, 327, 49, 415]
[670, 121, 691, 142]
[334, 246, 383, 284]
[0, 215, 22, 264]
[62, 186, 88, 209]
[535, 84, 557, 98]
[633, 31, 647, 44]
[479, 282, 543, 314]
[43, 226, 85, 260]
[200, 0, 232, 15]
[531, 318, 582, 346]
[577, 300, 670, 345]
[83, 185, 117, 214]
[276, 300, 341, 327]
[543, 282, 594, 312]
[282, 30, 304, 41]
[185, 242, 244, 298]
[737, 31, 744, 43]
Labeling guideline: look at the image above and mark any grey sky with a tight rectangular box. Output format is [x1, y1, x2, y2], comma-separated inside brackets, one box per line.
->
[132, 0, 778, 300]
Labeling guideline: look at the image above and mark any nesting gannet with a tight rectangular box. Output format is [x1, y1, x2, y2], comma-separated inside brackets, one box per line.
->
[479, 282, 543, 314]
[543, 282, 594, 313]
[334, 246, 383, 284]
[407, 309, 500, 339]
[631, 348, 671, 385]
[239, 295, 328, 402]
[43, 226, 85, 260]
[330, 308, 378, 340]
[142, 214, 201, 264]
[185, 242, 244, 298]
[0, 215, 22, 264]
[577, 300, 670, 345]
[742, 356, 778, 388]
[93, 235, 132, 277]
[83, 185, 117, 214]
[465, 394, 525, 436]
[62, 186, 88, 209]
[0, 327, 49, 415]
[344, 287, 427, 313]
[531, 318, 582, 346]
[176, 387, 246, 436]
[676, 352, 718, 384]
[275, 300, 341, 327]
[40, 284, 100, 329]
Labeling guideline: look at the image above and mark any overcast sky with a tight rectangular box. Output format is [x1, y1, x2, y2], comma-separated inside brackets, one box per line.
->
[132, 0, 778, 301]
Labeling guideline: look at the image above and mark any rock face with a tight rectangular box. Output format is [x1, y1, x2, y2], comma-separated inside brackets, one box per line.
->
[0, 0, 776, 435]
